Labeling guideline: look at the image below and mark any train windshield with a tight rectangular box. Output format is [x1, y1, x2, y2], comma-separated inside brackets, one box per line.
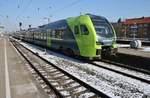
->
[95, 24, 114, 38]
[90, 15, 114, 38]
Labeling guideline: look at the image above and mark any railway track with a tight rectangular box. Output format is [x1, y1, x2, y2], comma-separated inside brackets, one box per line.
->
[61, 49, 150, 85]
[88, 61, 150, 84]
[102, 53, 150, 72]
[100, 59, 150, 75]
[10, 39, 110, 98]
[49, 45, 150, 85]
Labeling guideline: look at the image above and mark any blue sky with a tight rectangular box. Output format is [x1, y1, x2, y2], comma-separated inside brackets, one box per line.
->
[0, 0, 150, 31]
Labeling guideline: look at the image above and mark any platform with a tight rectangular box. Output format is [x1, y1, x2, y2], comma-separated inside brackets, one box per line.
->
[118, 47, 150, 59]
[0, 36, 49, 98]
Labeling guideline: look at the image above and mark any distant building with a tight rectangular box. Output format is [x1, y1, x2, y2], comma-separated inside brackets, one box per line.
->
[112, 17, 150, 41]
[123, 17, 150, 40]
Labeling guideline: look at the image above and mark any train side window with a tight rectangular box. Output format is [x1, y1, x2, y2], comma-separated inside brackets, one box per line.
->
[55, 30, 62, 39]
[62, 27, 74, 39]
[44, 32, 47, 40]
[58, 30, 63, 39]
[80, 25, 89, 35]
[47, 29, 51, 37]
[40, 32, 43, 39]
[74, 26, 79, 34]
[52, 30, 56, 38]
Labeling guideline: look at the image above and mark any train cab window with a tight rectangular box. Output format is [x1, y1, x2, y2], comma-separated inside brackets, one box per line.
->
[80, 25, 89, 35]
[74, 26, 79, 34]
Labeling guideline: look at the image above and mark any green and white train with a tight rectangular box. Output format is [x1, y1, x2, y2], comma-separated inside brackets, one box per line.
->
[15, 14, 118, 59]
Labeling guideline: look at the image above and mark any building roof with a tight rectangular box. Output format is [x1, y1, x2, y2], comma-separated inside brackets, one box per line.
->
[123, 17, 150, 25]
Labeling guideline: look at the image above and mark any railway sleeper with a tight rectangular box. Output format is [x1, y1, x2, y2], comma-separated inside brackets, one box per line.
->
[53, 74, 65, 78]
[72, 89, 88, 97]
[48, 77, 70, 82]
[58, 85, 81, 92]
[78, 92, 96, 98]
[60, 81, 76, 87]
[47, 71, 60, 75]
[47, 69, 59, 73]
[47, 75, 69, 81]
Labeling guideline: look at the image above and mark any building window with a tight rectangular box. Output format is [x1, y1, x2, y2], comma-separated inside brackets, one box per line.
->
[138, 24, 143, 28]
[144, 24, 148, 27]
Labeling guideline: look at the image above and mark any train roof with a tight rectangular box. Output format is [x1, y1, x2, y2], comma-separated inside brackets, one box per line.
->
[86, 14, 106, 20]
[37, 14, 107, 31]
[39, 19, 67, 30]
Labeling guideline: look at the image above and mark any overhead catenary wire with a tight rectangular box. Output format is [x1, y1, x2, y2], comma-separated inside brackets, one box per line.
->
[16, 0, 82, 20]
[15, 0, 33, 30]
[17, 0, 24, 9]
[16, 0, 33, 21]
[15, 0, 82, 29]
[51, 0, 82, 14]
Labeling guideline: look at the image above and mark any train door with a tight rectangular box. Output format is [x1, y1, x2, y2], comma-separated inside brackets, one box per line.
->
[79, 24, 90, 46]
[74, 24, 92, 57]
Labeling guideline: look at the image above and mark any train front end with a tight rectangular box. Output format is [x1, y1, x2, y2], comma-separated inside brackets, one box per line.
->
[90, 14, 118, 57]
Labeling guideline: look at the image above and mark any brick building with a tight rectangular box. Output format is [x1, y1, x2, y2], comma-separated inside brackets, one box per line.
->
[122, 17, 150, 40]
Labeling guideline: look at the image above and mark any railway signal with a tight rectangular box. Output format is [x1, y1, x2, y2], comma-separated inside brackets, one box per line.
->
[29, 24, 31, 28]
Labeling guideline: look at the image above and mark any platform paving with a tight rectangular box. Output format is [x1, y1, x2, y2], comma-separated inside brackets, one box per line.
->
[118, 48, 150, 58]
[0, 36, 49, 98]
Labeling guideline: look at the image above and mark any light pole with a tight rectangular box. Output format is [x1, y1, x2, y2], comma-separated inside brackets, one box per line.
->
[133, 23, 137, 39]
[124, 26, 127, 39]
